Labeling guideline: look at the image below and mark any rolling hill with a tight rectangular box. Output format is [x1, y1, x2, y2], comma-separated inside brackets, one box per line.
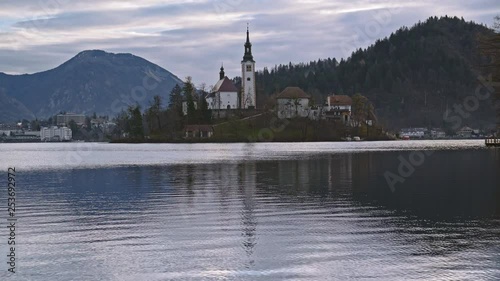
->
[256, 16, 497, 130]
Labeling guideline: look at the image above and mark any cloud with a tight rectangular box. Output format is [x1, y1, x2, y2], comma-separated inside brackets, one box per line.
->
[0, 0, 499, 85]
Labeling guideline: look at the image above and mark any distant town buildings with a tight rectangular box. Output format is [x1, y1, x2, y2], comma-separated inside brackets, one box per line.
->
[400, 128, 428, 139]
[457, 126, 474, 138]
[56, 113, 85, 126]
[41, 126, 72, 141]
[90, 118, 116, 134]
[430, 128, 446, 139]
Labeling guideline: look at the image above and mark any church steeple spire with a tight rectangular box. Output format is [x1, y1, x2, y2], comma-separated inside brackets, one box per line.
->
[243, 24, 254, 62]
[219, 63, 225, 80]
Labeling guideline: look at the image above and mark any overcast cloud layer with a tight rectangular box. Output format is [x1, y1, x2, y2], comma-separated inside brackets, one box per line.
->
[0, 0, 498, 86]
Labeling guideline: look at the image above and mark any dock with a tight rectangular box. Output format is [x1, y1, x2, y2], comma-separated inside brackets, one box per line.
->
[485, 138, 500, 147]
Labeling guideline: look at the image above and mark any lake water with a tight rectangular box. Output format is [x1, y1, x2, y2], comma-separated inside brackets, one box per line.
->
[0, 140, 499, 280]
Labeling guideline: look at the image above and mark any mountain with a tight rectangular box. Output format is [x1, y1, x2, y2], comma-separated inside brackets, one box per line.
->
[256, 16, 497, 130]
[0, 50, 183, 122]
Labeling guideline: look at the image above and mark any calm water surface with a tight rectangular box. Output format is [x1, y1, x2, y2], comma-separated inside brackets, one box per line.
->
[0, 140, 499, 280]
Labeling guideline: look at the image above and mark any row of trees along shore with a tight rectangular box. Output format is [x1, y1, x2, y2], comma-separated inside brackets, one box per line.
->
[113, 76, 213, 141]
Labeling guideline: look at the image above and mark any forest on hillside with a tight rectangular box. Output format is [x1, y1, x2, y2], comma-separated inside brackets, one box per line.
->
[253, 16, 497, 130]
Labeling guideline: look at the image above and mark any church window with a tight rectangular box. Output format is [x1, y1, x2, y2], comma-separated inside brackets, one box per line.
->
[247, 78, 251, 81]
[246, 65, 252, 72]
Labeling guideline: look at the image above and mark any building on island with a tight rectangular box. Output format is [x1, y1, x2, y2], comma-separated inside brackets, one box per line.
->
[185, 25, 257, 120]
[206, 65, 239, 110]
[41, 126, 72, 142]
[324, 95, 353, 124]
[241, 26, 257, 109]
[276, 87, 311, 119]
[275, 89, 356, 124]
[56, 113, 85, 126]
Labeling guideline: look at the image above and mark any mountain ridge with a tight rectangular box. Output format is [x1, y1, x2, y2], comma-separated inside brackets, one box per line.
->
[0, 50, 183, 122]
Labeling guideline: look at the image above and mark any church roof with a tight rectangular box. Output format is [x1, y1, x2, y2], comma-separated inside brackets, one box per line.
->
[212, 77, 239, 93]
[328, 95, 352, 106]
[276, 87, 310, 99]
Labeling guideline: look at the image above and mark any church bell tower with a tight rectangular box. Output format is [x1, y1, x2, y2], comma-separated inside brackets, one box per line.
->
[241, 25, 256, 109]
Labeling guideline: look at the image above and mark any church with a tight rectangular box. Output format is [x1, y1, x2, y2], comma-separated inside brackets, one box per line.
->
[207, 26, 257, 110]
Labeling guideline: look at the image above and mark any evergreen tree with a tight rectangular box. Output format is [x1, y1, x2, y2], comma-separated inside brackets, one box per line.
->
[168, 84, 183, 113]
[183, 77, 197, 124]
[127, 105, 144, 139]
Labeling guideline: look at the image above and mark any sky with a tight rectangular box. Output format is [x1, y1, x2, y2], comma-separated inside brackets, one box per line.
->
[0, 0, 498, 86]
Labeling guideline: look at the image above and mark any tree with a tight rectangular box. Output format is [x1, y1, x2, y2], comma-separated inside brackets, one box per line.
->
[352, 94, 374, 127]
[183, 77, 197, 124]
[146, 95, 162, 133]
[199, 95, 212, 124]
[478, 16, 500, 133]
[127, 105, 144, 139]
[68, 120, 79, 137]
[30, 119, 41, 131]
[168, 84, 183, 112]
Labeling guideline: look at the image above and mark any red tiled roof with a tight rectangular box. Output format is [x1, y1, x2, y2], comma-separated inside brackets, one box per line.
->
[276, 87, 309, 99]
[329, 95, 352, 106]
[212, 77, 239, 93]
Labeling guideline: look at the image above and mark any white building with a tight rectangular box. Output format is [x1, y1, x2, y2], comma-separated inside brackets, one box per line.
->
[206, 66, 239, 110]
[56, 113, 85, 126]
[323, 95, 353, 124]
[241, 26, 257, 109]
[41, 126, 72, 141]
[430, 129, 446, 139]
[276, 87, 311, 119]
[400, 128, 427, 139]
[0, 130, 11, 137]
[457, 126, 474, 138]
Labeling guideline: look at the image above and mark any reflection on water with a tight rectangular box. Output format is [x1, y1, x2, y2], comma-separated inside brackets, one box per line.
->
[0, 147, 499, 280]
